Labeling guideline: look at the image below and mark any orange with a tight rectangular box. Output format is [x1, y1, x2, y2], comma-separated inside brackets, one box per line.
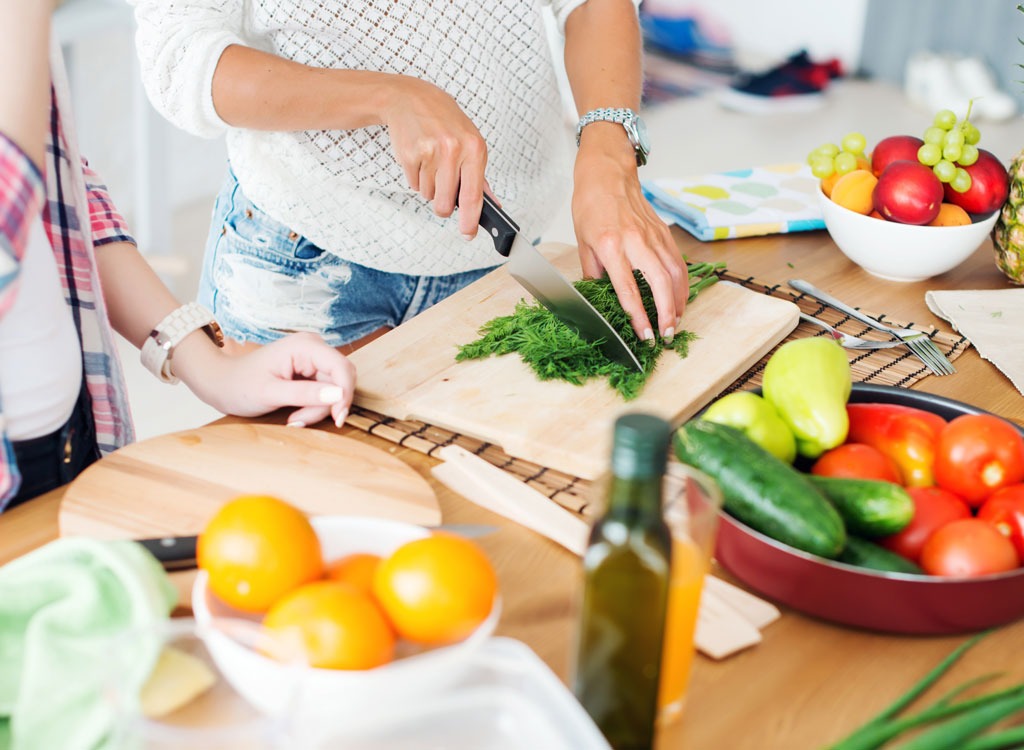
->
[928, 203, 972, 227]
[372, 534, 498, 646]
[326, 552, 382, 596]
[263, 580, 395, 670]
[197, 494, 324, 613]
[829, 169, 878, 215]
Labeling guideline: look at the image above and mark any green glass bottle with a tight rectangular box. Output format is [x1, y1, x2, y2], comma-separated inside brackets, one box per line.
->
[573, 413, 673, 750]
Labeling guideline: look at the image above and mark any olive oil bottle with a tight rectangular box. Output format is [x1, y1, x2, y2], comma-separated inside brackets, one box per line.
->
[573, 413, 673, 750]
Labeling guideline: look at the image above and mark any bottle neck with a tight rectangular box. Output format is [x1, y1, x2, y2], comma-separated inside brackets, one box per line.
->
[605, 473, 663, 522]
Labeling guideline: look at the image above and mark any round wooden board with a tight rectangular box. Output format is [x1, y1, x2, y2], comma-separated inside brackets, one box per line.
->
[59, 423, 441, 539]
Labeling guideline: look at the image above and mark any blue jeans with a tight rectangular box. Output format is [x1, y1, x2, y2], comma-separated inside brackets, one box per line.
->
[199, 168, 498, 347]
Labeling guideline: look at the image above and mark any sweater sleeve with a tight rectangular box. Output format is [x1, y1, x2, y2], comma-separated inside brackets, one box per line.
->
[545, 0, 640, 34]
[126, 0, 246, 139]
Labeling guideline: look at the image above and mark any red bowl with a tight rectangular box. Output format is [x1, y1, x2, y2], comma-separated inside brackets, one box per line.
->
[712, 383, 1024, 635]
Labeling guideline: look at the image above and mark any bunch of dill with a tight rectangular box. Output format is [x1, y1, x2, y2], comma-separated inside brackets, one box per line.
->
[456, 262, 725, 400]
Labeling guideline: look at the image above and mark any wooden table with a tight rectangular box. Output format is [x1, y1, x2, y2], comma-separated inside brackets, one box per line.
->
[5, 81, 1024, 745]
[5, 225, 1023, 748]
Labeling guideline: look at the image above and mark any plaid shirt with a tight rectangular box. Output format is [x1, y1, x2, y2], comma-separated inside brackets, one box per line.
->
[0, 87, 135, 509]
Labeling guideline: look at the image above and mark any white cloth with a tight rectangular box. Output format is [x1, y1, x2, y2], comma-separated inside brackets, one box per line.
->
[925, 288, 1024, 396]
[0, 219, 82, 441]
[127, 0, 629, 276]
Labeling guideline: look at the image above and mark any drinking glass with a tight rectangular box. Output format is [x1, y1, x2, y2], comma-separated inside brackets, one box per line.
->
[657, 462, 722, 724]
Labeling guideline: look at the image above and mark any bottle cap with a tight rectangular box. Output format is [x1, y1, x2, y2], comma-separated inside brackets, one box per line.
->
[611, 413, 672, 479]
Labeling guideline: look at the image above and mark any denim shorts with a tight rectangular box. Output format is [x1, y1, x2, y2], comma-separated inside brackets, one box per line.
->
[199, 168, 498, 347]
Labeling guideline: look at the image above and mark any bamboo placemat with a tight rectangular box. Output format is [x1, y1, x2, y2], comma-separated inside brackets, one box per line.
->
[348, 273, 970, 518]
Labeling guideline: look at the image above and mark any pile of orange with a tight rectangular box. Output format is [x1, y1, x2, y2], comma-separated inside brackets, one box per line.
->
[197, 495, 499, 670]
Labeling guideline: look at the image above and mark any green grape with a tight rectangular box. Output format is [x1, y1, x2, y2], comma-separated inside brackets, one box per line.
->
[942, 143, 963, 162]
[814, 143, 840, 158]
[834, 151, 858, 175]
[933, 109, 957, 130]
[923, 126, 946, 145]
[958, 143, 979, 166]
[810, 156, 835, 178]
[933, 160, 956, 183]
[950, 168, 972, 193]
[841, 132, 867, 156]
[917, 143, 942, 166]
[943, 129, 965, 148]
[962, 121, 981, 145]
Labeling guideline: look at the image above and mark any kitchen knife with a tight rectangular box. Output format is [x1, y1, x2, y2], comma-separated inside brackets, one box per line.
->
[476, 194, 643, 372]
[135, 523, 500, 572]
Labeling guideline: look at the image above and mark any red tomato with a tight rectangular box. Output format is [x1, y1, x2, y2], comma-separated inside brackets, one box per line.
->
[933, 415, 1024, 506]
[878, 486, 971, 563]
[919, 518, 1020, 578]
[810, 443, 902, 483]
[977, 484, 1024, 560]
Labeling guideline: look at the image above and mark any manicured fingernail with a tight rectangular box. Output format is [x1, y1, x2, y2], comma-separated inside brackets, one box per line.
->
[643, 328, 655, 346]
[286, 420, 306, 428]
[663, 326, 675, 345]
[334, 409, 349, 429]
[462, 233, 475, 242]
[319, 386, 343, 404]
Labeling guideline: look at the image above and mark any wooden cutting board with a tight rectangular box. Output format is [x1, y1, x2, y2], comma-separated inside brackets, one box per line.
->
[59, 422, 441, 540]
[351, 243, 798, 480]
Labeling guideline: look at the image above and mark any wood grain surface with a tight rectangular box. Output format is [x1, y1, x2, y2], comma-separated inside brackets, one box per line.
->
[59, 421, 441, 539]
[350, 242, 799, 480]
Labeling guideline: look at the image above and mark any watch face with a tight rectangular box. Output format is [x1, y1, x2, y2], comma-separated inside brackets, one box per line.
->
[635, 116, 651, 156]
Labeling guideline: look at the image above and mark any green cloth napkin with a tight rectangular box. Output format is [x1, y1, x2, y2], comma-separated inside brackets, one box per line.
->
[0, 538, 177, 750]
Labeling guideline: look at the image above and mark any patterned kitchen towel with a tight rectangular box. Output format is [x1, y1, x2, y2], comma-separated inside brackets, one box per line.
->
[642, 163, 825, 241]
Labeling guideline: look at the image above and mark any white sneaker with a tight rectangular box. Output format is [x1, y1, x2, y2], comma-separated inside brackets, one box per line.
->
[904, 52, 971, 118]
[949, 56, 1017, 121]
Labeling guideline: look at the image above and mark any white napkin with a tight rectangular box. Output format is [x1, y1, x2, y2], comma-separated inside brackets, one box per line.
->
[925, 288, 1024, 395]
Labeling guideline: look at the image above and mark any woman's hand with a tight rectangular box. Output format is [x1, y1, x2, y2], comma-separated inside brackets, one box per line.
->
[382, 76, 489, 239]
[572, 127, 689, 344]
[188, 332, 356, 428]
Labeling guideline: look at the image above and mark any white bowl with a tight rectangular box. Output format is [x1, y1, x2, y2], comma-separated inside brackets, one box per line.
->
[192, 516, 501, 722]
[818, 190, 999, 282]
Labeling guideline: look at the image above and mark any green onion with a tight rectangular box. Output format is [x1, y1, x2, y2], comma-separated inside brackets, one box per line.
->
[891, 688, 1024, 750]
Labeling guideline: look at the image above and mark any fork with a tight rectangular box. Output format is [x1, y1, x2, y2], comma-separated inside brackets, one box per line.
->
[798, 314, 910, 351]
[788, 279, 956, 376]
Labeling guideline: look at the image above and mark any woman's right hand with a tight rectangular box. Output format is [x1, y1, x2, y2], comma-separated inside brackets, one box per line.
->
[383, 76, 488, 239]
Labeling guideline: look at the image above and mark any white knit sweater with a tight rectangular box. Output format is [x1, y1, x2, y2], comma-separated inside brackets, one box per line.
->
[128, 0, 606, 276]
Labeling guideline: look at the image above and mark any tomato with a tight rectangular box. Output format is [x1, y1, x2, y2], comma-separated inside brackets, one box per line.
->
[977, 484, 1024, 560]
[934, 415, 1024, 506]
[811, 443, 901, 482]
[919, 518, 1020, 578]
[878, 486, 971, 563]
[846, 403, 943, 487]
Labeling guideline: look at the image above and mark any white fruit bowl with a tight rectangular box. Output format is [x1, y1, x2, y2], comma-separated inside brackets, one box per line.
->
[191, 516, 501, 725]
[818, 190, 999, 282]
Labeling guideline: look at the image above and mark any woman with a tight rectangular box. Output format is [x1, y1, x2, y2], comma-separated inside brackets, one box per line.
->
[0, 3, 356, 510]
[128, 0, 689, 354]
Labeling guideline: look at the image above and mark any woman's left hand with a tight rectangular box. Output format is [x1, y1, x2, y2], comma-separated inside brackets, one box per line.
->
[572, 129, 688, 345]
[195, 332, 356, 428]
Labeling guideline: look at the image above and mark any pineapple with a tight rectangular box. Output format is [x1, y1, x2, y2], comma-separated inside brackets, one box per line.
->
[992, 149, 1024, 285]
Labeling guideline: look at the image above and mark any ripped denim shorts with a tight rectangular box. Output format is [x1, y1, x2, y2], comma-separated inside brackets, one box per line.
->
[198, 167, 497, 347]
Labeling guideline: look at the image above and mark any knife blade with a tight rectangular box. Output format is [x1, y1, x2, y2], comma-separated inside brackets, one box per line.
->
[135, 523, 499, 572]
[477, 194, 643, 372]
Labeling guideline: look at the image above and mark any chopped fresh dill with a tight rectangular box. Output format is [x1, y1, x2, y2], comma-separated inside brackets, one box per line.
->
[456, 262, 725, 400]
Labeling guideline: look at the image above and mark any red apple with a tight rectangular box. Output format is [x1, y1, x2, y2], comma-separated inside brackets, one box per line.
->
[943, 149, 1010, 215]
[873, 160, 944, 224]
[871, 135, 924, 177]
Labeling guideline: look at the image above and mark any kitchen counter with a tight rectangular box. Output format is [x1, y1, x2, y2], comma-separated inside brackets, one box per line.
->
[4, 80, 1024, 748]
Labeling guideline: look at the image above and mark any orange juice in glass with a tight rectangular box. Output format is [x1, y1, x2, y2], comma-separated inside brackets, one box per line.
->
[657, 463, 722, 723]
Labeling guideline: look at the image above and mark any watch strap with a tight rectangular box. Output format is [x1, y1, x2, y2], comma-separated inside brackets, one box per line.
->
[575, 107, 647, 166]
[140, 302, 225, 384]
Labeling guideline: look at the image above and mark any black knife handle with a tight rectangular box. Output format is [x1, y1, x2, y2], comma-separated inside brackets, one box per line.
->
[136, 535, 198, 571]
[477, 194, 519, 258]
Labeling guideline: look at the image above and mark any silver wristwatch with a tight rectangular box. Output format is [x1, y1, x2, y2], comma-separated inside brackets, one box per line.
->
[575, 107, 651, 166]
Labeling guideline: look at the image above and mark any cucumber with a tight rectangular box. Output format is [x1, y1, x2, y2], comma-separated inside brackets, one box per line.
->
[806, 476, 914, 537]
[674, 420, 846, 559]
[839, 536, 923, 575]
